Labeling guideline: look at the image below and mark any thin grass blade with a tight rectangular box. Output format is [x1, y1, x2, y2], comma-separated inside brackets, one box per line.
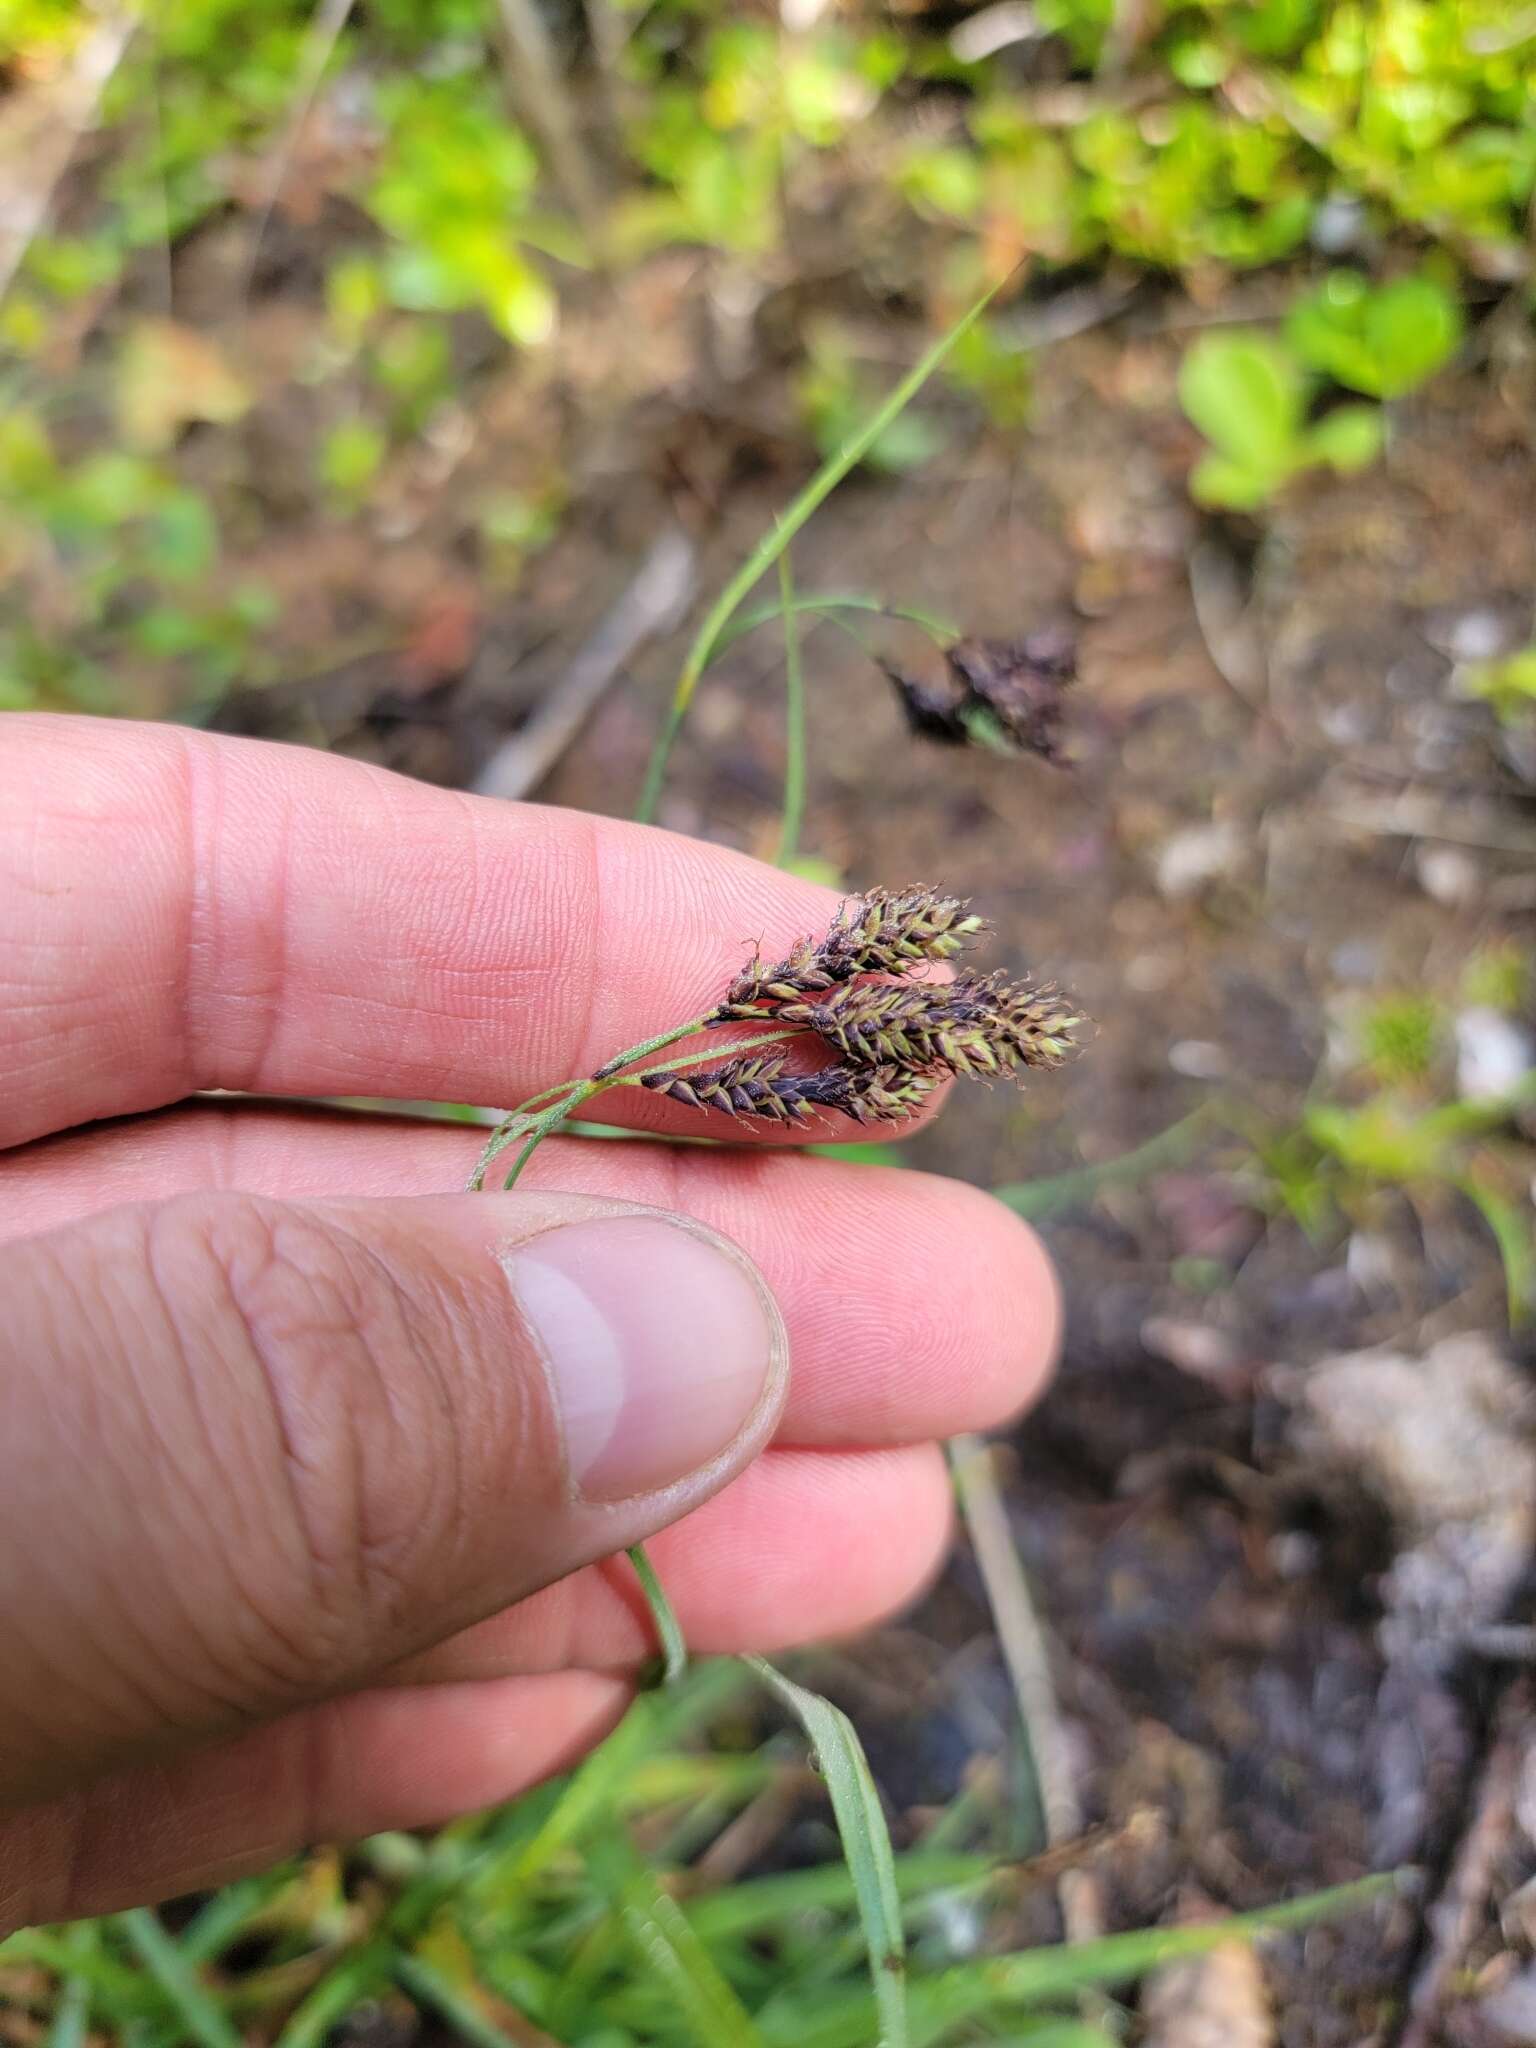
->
[628, 1540, 689, 1682]
[1458, 1175, 1535, 1324]
[745, 1656, 908, 2048]
[486, 1661, 748, 1896]
[992, 1106, 1215, 1220]
[683, 1852, 994, 1943]
[767, 1873, 1396, 2048]
[273, 1943, 393, 2048]
[598, 1842, 767, 2048]
[636, 278, 1005, 822]
[116, 1912, 244, 2048]
[394, 1952, 547, 2048]
[774, 551, 806, 869]
[714, 594, 959, 656]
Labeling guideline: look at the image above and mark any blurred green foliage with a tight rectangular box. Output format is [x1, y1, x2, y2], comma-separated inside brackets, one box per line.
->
[0, 1656, 1391, 2047]
[1284, 268, 1464, 398]
[1250, 982, 1536, 1322]
[1, 0, 1531, 711]
[1464, 645, 1536, 727]
[1178, 329, 1383, 506]
[1178, 267, 1464, 505]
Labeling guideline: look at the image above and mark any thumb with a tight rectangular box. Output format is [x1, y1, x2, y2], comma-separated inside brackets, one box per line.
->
[0, 1189, 785, 1804]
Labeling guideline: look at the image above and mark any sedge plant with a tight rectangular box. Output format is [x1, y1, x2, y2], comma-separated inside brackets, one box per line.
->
[0, 281, 1403, 2048]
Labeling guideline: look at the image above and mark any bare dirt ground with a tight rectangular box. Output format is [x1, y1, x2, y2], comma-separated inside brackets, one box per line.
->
[210, 276, 1536, 2041]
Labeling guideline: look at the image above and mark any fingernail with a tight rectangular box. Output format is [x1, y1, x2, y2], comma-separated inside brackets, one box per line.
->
[502, 1214, 784, 1502]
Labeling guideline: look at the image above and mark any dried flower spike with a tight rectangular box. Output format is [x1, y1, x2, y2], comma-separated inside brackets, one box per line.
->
[777, 973, 1080, 1081]
[642, 1056, 940, 1126]
[717, 885, 985, 1017]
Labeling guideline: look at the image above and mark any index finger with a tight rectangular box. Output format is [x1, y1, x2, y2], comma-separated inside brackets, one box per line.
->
[2, 715, 926, 1152]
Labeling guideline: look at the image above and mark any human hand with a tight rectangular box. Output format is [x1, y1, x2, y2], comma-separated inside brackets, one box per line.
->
[0, 715, 1059, 1929]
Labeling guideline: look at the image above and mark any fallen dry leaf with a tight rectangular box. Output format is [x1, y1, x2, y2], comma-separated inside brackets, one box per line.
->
[1141, 1930, 1273, 2048]
[115, 318, 251, 451]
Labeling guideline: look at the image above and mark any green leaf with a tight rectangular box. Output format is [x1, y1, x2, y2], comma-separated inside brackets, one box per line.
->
[604, 1847, 768, 2048]
[484, 254, 556, 348]
[770, 1875, 1395, 2048]
[318, 419, 387, 502]
[1458, 1177, 1536, 1326]
[145, 491, 220, 581]
[1287, 272, 1464, 400]
[1188, 451, 1281, 510]
[627, 1542, 688, 1684]
[683, 1851, 994, 1942]
[116, 1912, 244, 2048]
[745, 1657, 907, 2048]
[1178, 331, 1303, 468]
[1304, 403, 1385, 473]
[637, 276, 1005, 822]
[993, 1108, 1214, 1220]
[393, 1954, 527, 2048]
[809, 1139, 896, 1165]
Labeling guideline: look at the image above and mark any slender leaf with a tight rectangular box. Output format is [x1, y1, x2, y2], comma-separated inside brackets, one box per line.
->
[394, 1953, 536, 2048]
[766, 1874, 1396, 2048]
[712, 593, 959, 657]
[0, 1929, 162, 2019]
[176, 1875, 287, 1964]
[745, 1656, 908, 2048]
[684, 1853, 995, 1943]
[628, 1541, 689, 1683]
[993, 1105, 1215, 1218]
[45, 1972, 91, 2048]
[636, 277, 1005, 822]
[273, 1944, 393, 2048]
[1458, 1176, 1535, 1324]
[485, 1662, 747, 1896]
[116, 1913, 244, 2048]
[597, 1841, 767, 2048]
[774, 550, 807, 869]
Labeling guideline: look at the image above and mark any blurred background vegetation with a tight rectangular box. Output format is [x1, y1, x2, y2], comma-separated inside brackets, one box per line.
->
[4, 1, 1536, 2043]
[0, 0, 1531, 716]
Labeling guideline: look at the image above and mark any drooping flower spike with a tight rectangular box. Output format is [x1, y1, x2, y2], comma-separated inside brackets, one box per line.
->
[652, 885, 1082, 1131]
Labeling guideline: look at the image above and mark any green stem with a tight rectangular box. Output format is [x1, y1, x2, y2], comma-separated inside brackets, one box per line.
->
[608, 1026, 803, 1087]
[466, 1111, 541, 1191]
[491, 1027, 803, 1188]
[500, 1084, 600, 1188]
[626, 1544, 688, 1683]
[714, 593, 959, 657]
[635, 276, 1006, 824]
[468, 1016, 725, 1188]
[774, 550, 806, 870]
[590, 1015, 712, 1081]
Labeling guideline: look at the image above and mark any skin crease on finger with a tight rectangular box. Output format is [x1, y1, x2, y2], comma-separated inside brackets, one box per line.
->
[0, 1105, 1063, 1449]
[0, 716, 950, 1152]
[0, 1449, 959, 1927]
[0, 718, 1064, 1917]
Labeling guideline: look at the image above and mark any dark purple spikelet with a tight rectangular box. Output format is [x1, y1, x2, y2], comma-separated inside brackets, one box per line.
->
[622, 882, 1080, 1134]
[642, 1054, 940, 1126]
[716, 886, 986, 1017]
[778, 973, 1081, 1080]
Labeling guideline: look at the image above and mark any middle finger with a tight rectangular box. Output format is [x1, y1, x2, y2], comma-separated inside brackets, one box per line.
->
[0, 1102, 1060, 1450]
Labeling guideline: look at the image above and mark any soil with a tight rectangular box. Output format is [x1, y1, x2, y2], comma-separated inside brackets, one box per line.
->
[204, 269, 1536, 2042]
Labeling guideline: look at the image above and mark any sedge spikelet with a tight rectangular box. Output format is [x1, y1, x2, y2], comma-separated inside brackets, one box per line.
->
[778, 974, 1081, 1081]
[642, 1055, 940, 1126]
[717, 885, 985, 1017]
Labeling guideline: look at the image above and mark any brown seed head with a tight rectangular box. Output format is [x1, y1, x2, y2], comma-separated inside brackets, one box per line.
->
[717, 886, 985, 1017]
[779, 973, 1081, 1081]
[641, 1053, 939, 1126]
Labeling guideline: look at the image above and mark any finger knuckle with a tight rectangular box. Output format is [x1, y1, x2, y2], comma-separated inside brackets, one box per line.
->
[149, 1194, 456, 1684]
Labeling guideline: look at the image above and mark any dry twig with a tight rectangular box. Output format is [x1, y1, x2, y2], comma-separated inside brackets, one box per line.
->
[472, 529, 697, 802]
[0, 8, 137, 303]
[1399, 1675, 1532, 2048]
